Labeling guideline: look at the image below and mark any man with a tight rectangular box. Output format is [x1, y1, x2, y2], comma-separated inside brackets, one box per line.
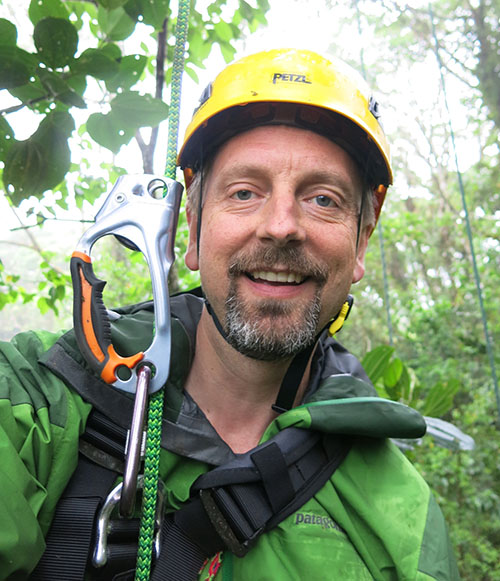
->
[0, 49, 459, 580]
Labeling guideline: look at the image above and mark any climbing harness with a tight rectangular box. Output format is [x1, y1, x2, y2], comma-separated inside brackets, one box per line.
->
[150, 428, 350, 581]
[31, 392, 350, 581]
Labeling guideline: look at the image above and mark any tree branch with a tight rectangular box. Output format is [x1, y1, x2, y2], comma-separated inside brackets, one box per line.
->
[4, 199, 66, 275]
[0, 94, 50, 116]
[136, 17, 169, 174]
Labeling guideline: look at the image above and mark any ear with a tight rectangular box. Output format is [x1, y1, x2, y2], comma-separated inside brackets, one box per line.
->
[184, 204, 200, 271]
[352, 224, 372, 283]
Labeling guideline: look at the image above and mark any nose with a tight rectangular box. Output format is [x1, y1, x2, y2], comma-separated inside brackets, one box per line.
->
[255, 189, 306, 246]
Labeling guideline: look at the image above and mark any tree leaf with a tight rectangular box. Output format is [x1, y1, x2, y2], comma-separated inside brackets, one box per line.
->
[361, 345, 395, 385]
[97, 5, 136, 41]
[0, 18, 17, 46]
[3, 139, 46, 201]
[423, 379, 460, 417]
[110, 91, 169, 127]
[3, 111, 74, 202]
[239, 0, 256, 21]
[34, 17, 78, 68]
[100, 42, 122, 61]
[0, 116, 15, 162]
[86, 111, 135, 153]
[86, 91, 168, 153]
[184, 65, 199, 84]
[105, 54, 147, 91]
[8, 76, 49, 111]
[214, 20, 234, 43]
[97, 0, 130, 9]
[124, 0, 170, 29]
[398, 365, 413, 403]
[72, 47, 120, 80]
[384, 357, 403, 388]
[384, 358, 411, 402]
[219, 40, 236, 63]
[65, 72, 87, 98]
[28, 0, 69, 25]
[0, 46, 37, 89]
[37, 109, 75, 138]
[187, 28, 211, 66]
[37, 67, 86, 108]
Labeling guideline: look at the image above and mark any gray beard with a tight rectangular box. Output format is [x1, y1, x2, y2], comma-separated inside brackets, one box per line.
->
[224, 282, 322, 361]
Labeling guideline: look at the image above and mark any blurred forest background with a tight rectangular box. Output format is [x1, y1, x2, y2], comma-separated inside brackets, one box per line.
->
[0, 0, 498, 577]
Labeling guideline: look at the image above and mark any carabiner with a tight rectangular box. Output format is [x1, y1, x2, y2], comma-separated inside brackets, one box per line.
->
[93, 475, 165, 568]
[120, 365, 150, 517]
[70, 174, 183, 394]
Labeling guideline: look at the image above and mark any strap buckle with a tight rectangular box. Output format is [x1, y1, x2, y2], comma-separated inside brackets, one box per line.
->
[93, 476, 165, 568]
[199, 488, 264, 558]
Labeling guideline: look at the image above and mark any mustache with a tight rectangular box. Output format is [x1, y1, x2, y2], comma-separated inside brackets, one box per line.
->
[228, 246, 329, 284]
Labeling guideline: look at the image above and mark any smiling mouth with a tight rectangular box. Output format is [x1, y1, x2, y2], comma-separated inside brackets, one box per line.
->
[247, 270, 306, 285]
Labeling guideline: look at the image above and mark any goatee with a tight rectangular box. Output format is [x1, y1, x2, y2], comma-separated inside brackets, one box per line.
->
[223, 246, 328, 361]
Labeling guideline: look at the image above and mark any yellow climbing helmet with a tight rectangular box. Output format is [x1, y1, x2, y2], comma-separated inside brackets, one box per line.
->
[178, 48, 393, 218]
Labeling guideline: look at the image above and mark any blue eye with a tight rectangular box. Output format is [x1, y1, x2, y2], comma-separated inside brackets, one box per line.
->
[314, 195, 334, 207]
[233, 190, 253, 201]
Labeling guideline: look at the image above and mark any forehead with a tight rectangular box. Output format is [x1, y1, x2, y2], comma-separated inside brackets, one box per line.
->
[208, 125, 364, 189]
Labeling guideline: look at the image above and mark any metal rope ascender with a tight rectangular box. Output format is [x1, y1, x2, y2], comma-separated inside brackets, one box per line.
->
[70, 1, 191, 578]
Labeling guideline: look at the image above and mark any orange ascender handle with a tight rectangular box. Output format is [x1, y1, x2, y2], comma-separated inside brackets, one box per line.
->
[70, 251, 144, 384]
[70, 174, 183, 394]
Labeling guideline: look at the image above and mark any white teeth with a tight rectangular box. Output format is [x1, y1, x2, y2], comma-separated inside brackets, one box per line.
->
[251, 271, 304, 284]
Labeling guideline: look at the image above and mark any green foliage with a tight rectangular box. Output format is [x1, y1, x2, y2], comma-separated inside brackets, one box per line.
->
[361, 344, 460, 417]
[0, 258, 34, 308]
[328, 5, 500, 575]
[0, 45, 37, 89]
[0, 2, 497, 577]
[0, 252, 72, 315]
[33, 17, 79, 68]
[358, 339, 499, 579]
[4, 111, 75, 202]
[37, 254, 72, 315]
[0, 0, 269, 317]
[0, 0, 270, 205]
[407, 390, 500, 580]
[87, 91, 169, 153]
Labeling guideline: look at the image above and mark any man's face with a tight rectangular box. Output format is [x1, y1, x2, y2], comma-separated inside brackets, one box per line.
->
[185, 125, 371, 360]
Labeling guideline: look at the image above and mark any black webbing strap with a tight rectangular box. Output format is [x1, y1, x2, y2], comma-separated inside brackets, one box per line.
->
[151, 429, 350, 581]
[30, 409, 139, 580]
[30, 455, 118, 580]
[271, 343, 316, 414]
[151, 512, 211, 581]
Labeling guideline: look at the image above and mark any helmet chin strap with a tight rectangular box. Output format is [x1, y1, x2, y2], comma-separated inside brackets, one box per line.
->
[203, 294, 354, 414]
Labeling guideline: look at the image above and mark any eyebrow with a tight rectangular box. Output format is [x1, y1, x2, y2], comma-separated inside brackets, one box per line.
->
[297, 169, 360, 197]
[211, 163, 359, 192]
[210, 162, 269, 184]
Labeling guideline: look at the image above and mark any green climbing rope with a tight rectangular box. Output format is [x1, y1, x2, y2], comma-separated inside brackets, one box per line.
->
[165, 0, 191, 180]
[428, 3, 500, 422]
[135, 392, 165, 580]
[135, 1, 191, 579]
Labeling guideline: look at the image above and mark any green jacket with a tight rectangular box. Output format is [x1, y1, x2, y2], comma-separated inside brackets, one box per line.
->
[0, 293, 459, 580]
